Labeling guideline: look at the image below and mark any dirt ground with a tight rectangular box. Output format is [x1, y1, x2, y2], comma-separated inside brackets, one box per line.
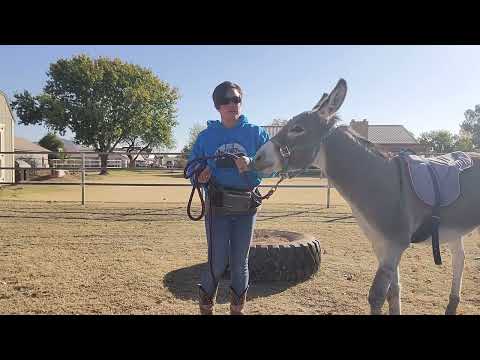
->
[1, 170, 479, 315]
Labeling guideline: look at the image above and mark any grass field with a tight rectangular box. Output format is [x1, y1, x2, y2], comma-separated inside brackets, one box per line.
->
[1, 170, 479, 314]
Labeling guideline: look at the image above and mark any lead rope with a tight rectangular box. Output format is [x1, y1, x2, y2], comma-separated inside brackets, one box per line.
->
[183, 158, 216, 288]
[186, 171, 206, 221]
[184, 154, 286, 221]
[184, 153, 284, 292]
[184, 151, 311, 296]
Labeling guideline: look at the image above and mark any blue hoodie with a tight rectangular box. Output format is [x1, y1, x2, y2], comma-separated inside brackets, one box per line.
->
[189, 115, 270, 190]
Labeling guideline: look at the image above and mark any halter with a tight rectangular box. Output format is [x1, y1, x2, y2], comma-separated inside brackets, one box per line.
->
[269, 125, 336, 177]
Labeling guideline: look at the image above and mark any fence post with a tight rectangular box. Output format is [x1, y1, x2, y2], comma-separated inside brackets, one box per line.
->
[326, 178, 331, 209]
[81, 153, 85, 206]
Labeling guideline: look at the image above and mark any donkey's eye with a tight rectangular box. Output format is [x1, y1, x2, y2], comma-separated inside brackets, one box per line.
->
[290, 125, 304, 134]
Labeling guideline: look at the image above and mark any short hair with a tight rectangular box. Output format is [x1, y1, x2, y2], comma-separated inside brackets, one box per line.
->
[212, 81, 243, 110]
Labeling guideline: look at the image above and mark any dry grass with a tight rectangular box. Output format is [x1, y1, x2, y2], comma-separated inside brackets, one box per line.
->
[1, 170, 479, 315]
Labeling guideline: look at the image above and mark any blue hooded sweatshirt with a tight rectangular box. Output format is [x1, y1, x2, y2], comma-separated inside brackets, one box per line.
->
[189, 115, 270, 190]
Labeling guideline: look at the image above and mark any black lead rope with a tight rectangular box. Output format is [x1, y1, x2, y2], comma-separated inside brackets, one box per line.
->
[186, 170, 206, 221]
[183, 155, 224, 288]
[184, 153, 285, 221]
[184, 153, 267, 290]
[184, 151, 312, 291]
[184, 153, 287, 290]
[183, 155, 219, 221]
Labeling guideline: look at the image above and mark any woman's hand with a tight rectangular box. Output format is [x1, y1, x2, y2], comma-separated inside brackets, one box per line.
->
[234, 156, 251, 173]
[198, 166, 212, 183]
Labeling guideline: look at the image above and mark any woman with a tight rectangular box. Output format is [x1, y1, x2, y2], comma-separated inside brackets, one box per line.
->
[189, 81, 269, 315]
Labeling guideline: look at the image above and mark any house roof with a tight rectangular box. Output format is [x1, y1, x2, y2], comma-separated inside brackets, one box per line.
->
[60, 138, 92, 152]
[14, 137, 51, 152]
[367, 125, 417, 144]
[0, 90, 16, 123]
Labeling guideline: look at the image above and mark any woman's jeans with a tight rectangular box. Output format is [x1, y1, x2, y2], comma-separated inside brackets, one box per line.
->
[200, 210, 256, 297]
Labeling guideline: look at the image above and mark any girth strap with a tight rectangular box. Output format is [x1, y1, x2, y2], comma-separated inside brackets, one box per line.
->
[426, 163, 442, 265]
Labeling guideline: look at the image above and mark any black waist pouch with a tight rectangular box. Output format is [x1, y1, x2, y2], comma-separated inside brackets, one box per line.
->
[208, 182, 261, 216]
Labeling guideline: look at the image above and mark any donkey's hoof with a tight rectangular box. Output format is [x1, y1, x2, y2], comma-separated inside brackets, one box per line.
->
[445, 296, 460, 315]
[370, 308, 384, 315]
[445, 304, 458, 315]
[388, 307, 401, 315]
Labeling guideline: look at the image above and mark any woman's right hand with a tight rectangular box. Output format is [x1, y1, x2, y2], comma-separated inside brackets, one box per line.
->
[198, 166, 212, 183]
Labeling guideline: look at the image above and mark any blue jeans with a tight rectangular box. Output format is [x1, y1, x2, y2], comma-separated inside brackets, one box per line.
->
[200, 211, 257, 297]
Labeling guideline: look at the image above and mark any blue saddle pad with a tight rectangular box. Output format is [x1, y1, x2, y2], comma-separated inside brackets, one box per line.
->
[404, 151, 473, 207]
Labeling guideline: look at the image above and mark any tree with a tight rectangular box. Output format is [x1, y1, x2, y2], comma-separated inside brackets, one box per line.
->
[121, 112, 177, 168]
[418, 130, 456, 154]
[11, 54, 180, 174]
[181, 123, 206, 159]
[454, 135, 475, 152]
[460, 104, 480, 150]
[38, 133, 65, 160]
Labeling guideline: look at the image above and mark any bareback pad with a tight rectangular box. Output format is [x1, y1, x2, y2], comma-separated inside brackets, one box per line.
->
[405, 151, 473, 207]
[402, 151, 473, 248]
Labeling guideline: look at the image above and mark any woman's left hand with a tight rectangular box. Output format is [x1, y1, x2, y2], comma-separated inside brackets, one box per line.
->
[234, 156, 251, 173]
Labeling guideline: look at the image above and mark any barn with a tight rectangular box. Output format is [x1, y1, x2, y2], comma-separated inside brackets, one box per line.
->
[0, 91, 15, 184]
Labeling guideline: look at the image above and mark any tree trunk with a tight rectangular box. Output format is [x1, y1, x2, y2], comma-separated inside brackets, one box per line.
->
[127, 154, 135, 168]
[99, 154, 109, 175]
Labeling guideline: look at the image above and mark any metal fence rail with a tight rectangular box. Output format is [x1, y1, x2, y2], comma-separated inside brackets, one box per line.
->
[51, 158, 123, 168]
[1, 151, 333, 207]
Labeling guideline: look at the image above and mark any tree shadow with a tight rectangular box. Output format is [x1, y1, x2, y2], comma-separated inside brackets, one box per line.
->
[257, 209, 355, 223]
[153, 171, 185, 179]
[163, 263, 302, 304]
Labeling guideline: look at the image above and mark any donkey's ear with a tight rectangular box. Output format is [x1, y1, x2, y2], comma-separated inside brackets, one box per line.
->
[312, 93, 329, 111]
[314, 79, 347, 119]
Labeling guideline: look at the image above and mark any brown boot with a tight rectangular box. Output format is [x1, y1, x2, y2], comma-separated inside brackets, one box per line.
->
[198, 286, 216, 315]
[230, 287, 248, 315]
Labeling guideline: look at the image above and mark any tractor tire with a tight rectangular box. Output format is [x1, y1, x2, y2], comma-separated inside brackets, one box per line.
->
[248, 229, 321, 282]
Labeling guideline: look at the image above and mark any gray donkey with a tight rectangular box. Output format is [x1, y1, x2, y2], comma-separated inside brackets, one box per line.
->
[252, 79, 480, 315]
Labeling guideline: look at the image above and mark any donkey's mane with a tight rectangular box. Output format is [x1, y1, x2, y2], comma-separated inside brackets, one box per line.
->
[337, 125, 390, 160]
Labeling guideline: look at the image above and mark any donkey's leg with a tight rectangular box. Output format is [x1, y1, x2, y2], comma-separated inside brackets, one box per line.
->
[445, 237, 465, 315]
[386, 266, 401, 315]
[368, 244, 405, 315]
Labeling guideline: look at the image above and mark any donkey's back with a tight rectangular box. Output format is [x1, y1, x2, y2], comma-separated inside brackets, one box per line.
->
[440, 152, 480, 231]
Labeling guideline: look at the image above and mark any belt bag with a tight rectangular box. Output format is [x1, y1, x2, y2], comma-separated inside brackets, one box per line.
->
[222, 189, 253, 212]
[208, 183, 261, 215]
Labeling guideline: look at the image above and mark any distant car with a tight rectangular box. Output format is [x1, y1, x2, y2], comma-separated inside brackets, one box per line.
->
[166, 160, 174, 168]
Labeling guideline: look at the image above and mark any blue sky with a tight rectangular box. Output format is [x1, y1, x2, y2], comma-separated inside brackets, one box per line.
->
[1, 45, 479, 151]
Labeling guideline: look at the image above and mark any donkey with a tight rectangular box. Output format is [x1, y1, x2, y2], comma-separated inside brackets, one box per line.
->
[252, 79, 480, 315]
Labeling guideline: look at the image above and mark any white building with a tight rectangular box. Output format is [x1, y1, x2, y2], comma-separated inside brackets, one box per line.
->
[14, 137, 51, 169]
[0, 91, 15, 184]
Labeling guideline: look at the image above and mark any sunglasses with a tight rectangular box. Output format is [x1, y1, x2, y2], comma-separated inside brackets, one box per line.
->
[219, 95, 242, 105]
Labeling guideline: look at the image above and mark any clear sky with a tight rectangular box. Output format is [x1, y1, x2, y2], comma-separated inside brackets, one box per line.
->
[1, 45, 479, 151]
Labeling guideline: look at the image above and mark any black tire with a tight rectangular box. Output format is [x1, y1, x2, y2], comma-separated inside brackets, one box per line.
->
[223, 229, 321, 283]
[249, 229, 321, 282]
